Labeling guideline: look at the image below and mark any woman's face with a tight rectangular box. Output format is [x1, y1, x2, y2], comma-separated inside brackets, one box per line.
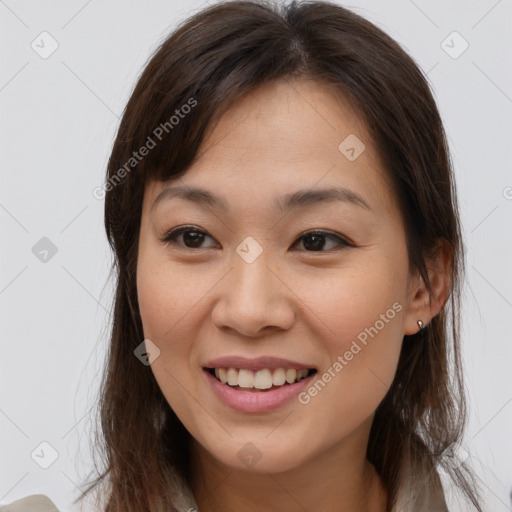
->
[137, 78, 422, 473]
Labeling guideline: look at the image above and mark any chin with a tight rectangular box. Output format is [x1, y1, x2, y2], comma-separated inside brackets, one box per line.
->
[202, 436, 309, 474]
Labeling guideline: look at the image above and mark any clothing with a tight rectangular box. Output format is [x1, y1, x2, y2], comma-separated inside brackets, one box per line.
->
[0, 495, 59, 512]
[0, 466, 448, 511]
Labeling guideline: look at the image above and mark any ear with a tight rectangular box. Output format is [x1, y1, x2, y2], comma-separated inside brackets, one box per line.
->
[403, 239, 452, 336]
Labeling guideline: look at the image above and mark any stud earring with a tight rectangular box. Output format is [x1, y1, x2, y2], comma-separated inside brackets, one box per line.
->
[417, 320, 424, 332]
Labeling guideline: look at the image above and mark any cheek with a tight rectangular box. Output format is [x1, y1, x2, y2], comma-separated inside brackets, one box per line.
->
[291, 256, 404, 347]
[137, 262, 200, 418]
[137, 258, 210, 345]
[294, 257, 405, 414]
[136, 258, 217, 403]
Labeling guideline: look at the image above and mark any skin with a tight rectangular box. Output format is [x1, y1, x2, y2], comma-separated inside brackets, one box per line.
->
[136, 78, 451, 512]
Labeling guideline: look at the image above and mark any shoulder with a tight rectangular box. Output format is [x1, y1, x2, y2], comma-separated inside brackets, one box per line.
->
[0, 495, 60, 512]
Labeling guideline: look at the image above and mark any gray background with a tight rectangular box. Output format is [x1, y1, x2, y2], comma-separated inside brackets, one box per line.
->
[1, 0, 511, 510]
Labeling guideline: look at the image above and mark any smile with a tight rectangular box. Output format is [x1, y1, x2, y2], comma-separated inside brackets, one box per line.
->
[205, 367, 317, 391]
[203, 366, 318, 413]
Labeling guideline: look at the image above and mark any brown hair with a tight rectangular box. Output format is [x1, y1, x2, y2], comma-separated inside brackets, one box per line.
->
[77, 1, 482, 510]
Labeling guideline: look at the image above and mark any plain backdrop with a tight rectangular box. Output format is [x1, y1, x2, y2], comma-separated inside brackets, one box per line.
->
[1, 1, 511, 510]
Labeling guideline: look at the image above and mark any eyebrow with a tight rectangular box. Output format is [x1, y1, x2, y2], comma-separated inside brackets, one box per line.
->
[151, 184, 372, 214]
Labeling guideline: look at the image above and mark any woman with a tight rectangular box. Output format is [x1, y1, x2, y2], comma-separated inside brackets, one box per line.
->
[2, 1, 482, 511]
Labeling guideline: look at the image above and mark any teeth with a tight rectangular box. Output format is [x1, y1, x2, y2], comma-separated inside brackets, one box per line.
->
[286, 369, 297, 384]
[227, 367, 238, 386]
[272, 368, 286, 386]
[238, 369, 254, 388]
[297, 369, 310, 380]
[217, 368, 228, 384]
[213, 367, 311, 389]
[254, 369, 273, 389]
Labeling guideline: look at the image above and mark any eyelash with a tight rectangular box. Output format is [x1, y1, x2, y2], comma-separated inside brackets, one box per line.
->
[160, 225, 355, 253]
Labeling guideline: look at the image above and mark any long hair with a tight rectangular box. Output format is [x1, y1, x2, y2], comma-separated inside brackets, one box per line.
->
[76, 1, 482, 510]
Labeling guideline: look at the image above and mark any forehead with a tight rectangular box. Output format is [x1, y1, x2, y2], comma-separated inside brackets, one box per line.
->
[145, 79, 398, 220]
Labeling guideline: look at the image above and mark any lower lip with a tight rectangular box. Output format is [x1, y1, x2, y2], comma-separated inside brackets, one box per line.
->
[203, 369, 315, 413]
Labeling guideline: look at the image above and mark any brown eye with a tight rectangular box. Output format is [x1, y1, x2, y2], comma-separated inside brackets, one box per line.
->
[161, 226, 218, 249]
[291, 230, 352, 252]
[161, 226, 353, 252]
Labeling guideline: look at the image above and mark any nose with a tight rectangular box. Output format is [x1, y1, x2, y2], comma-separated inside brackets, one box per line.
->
[211, 252, 296, 338]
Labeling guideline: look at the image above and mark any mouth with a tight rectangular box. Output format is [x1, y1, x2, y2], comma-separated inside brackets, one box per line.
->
[203, 367, 318, 392]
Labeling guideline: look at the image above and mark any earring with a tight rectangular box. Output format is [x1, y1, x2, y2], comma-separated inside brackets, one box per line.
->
[417, 320, 424, 332]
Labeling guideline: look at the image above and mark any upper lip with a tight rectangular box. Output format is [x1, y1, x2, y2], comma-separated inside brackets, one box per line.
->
[203, 356, 317, 372]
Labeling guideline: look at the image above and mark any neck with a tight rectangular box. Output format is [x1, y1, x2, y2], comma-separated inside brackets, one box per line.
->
[188, 422, 387, 512]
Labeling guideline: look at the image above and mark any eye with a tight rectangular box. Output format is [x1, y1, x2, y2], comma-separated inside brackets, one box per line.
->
[160, 226, 354, 252]
[160, 225, 218, 249]
[291, 229, 354, 252]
